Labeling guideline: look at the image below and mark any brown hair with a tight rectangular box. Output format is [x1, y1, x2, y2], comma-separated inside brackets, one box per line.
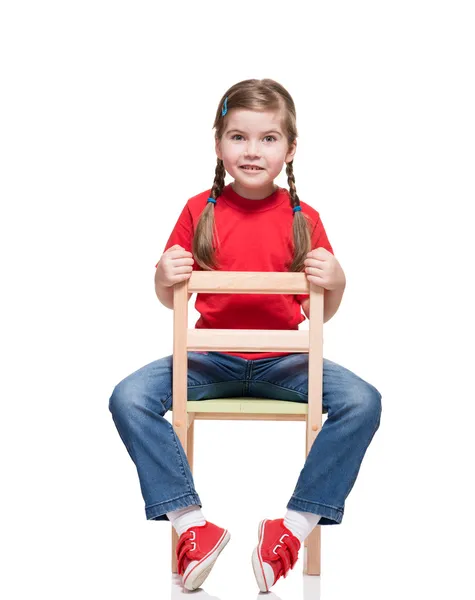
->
[192, 78, 312, 271]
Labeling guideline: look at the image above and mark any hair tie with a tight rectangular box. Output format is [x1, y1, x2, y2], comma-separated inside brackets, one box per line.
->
[293, 205, 302, 213]
[221, 97, 228, 117]
[207, 197, 217, 204]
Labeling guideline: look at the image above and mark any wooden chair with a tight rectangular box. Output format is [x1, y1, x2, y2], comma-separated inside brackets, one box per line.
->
[171, 271, 324, 576]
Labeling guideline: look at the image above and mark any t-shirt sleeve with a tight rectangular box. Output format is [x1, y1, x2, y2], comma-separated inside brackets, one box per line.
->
[295, 214, 334, 304]
[154, 203, 199, 269]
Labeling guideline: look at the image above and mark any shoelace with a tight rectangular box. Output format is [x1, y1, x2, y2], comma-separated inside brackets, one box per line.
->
[271, 533, 300, 579]
[176, 530, 197, 575]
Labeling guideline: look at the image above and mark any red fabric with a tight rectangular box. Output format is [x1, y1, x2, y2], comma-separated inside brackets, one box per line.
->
[155, 183, 334, 360]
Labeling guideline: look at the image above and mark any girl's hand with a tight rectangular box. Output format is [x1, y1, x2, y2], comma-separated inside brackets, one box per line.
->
[303, 247, 346, 291]
[156, 244, 194, 287]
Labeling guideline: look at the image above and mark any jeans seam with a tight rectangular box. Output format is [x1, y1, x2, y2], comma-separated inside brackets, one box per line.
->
[256, 380, 307, 397]
[187, 379, 248, 388]
[163, 392, 174, 412]
[245, 360, 254, 395]
[169, 424, 195, 494]
[250, 380, 310, 405]
[145, 492, 198, 511]
[291, 495, 343, 512]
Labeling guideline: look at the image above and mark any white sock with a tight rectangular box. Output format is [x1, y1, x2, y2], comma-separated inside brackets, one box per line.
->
[166, 505, 206, 537]
[283, 509, 321, 544]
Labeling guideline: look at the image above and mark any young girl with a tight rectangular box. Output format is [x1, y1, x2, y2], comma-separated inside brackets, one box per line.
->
[109, 78, 382, 592]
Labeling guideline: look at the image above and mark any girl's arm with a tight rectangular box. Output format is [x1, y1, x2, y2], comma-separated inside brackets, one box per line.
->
[301, 282, 346, 323]
[301, 246, 346, 323]
[154, 270, 192, 309]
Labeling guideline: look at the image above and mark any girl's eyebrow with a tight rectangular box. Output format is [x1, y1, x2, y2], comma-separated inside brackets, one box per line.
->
[227, 129, 282, 136]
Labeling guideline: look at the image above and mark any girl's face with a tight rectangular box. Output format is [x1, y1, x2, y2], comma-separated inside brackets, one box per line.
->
[215, 108, 296, 199]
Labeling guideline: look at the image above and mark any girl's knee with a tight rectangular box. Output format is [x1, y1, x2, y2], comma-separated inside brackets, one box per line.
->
[343, 377, 382, 425]
[108, 378, 137, 418]
[108, 359, 172, 418]
[356, 381, 382, 426]
[108, 377, 168, 419]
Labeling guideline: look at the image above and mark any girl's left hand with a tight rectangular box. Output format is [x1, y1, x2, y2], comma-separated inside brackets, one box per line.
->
[304, 248, 346, 291]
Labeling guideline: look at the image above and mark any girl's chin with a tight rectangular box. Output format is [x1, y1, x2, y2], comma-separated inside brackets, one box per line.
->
[235, 172, 269, 184]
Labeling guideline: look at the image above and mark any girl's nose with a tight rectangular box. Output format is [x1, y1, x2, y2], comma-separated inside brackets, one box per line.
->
[245, 141, 260, 156]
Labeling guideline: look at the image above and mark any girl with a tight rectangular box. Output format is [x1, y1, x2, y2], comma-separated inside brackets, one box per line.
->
[109, 78, 382, 592]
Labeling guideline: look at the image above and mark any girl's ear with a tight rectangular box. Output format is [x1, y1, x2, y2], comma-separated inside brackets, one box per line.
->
[285, 140, 297, 163]
[215, 137, 222, 160]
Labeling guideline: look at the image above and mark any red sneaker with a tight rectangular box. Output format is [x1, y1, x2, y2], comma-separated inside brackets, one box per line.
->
[176, 521, 231, 591]
[251, 518, 301, 592]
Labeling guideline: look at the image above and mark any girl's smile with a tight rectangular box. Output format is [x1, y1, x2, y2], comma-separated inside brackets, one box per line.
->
[240, 165, 265, 174]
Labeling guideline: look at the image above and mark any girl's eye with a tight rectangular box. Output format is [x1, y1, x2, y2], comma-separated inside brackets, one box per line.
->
[231, 135, 276, 142]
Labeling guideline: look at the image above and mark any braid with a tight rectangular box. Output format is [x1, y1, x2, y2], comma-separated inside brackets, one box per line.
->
[286, 159, 300, 207]
[192, 158, 226, 270]
[286, 160, 312, 272]
[210, 158, 226, 201]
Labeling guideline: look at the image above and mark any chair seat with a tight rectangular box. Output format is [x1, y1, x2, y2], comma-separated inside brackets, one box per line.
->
[187, 398, 308, 414]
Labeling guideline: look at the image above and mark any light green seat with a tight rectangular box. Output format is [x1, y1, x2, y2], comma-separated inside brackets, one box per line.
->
[187, 398, 308, 414]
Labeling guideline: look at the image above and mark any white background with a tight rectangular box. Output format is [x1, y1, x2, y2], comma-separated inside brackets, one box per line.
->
[1, 1, 474, 599]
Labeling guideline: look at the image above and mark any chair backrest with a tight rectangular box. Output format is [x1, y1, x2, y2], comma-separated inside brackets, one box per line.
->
[172, 271, 324, 449]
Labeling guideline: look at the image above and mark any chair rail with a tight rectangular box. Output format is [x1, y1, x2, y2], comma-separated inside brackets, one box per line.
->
[187, 328, 309, 352]
[187, 271, 311, 294]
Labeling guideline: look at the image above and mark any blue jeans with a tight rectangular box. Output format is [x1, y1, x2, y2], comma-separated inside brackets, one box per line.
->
[108, 352, 382, 526]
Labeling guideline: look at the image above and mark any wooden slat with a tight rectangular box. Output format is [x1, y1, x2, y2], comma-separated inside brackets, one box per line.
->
[192, 413, 307, 421]
[188, 271, 311, 294]
[306, 284, 324, 575]
[172, 282, 189, 448]
[171, 281, 188, 574]
[307, 287, 324, 452]
[187, 328, 309, 352]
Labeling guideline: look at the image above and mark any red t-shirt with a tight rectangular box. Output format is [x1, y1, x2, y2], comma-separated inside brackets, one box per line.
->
[155, 183, 334, 360]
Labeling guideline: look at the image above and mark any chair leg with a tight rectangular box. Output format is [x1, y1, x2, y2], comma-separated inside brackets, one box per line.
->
[172, 528, 178, 573]
[171, 418, 195, 573]
[304, 525, 321, 575]
[187, 418, 194, 472]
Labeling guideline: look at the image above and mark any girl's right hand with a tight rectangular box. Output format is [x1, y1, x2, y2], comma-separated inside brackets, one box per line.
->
[155, 244, 194, 287]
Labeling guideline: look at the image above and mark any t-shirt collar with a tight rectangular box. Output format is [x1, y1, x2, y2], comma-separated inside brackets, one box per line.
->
[221, 183, 287, 212]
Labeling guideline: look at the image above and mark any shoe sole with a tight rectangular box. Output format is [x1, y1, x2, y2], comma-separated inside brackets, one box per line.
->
[251, 519, 269, 592]
[183, 529, 231, 591]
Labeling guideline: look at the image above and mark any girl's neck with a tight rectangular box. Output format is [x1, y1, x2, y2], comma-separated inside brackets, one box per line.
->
[230, 181, 278, 200]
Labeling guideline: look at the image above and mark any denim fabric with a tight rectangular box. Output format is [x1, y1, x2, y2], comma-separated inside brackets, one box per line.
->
[109, 352, 382, 525]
